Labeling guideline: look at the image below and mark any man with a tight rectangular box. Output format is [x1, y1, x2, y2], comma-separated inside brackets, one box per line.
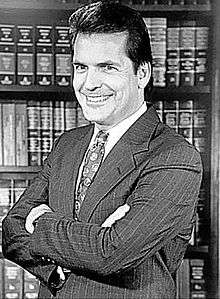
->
[2, 1, 202, 298]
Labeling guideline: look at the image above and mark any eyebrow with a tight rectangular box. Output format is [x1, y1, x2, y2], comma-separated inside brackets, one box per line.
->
[72, 60, 121, 67]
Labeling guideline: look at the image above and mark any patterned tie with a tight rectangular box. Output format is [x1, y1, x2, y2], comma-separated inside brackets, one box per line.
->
[74, 130, 109, 219]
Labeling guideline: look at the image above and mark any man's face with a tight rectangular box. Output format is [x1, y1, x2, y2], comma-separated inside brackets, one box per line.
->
[72, 32, 143, 129]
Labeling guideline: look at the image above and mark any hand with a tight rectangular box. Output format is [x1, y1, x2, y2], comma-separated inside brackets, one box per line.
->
[102, 204, 130, 228]
[25, 204, 53, 234]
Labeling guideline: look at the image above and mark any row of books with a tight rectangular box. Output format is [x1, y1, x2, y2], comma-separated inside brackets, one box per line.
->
[0, 257, 206, 299]
[176, 258, 207, 299]
[0, 19, 209, 88]
[123, 0, 210, 4]
[154, 99, 207, 153]
[0, 259, 39, 299]
[0, 100, 90, 166]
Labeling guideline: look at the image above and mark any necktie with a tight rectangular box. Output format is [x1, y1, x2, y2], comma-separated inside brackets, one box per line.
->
[74, 130, 109, 219]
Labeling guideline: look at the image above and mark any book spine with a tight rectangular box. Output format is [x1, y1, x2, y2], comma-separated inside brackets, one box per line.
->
[40, 100, 53, 163]
[179, 20, 196, 86]
[163, 100, 179, 132]
[0, 102, 2, 165]
[27, 100, 41, 166]
[190, 259, 206, 298]
[24, 270, 39, 299]
[150, 18, 167, 87]
[65, 101, 77, 130]
[195, 23, 209, 86]
[54, 25, 72, 87]
[15, 102, 28, 166]
[2, 102, 16, 165]
[176, 259, 190, 299]
[14, 179, 27, 204]
[3, 259, 23, 299]
[153, 100, 163, 122]
[16, 25, 34, 86]
[178, 100, 193, 144]
[193, 99, 207, 153]
[0, 24, 16, 86]
[53, 100, 65, 140]
[166, 20, 180, 86]
[36, 25, 53, 86]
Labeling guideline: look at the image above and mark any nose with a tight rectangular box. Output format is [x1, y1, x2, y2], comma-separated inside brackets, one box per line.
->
[83, 68, 102, 91]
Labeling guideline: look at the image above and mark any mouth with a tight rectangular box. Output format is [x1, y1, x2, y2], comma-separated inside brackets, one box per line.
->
[82, 94, 113, 103]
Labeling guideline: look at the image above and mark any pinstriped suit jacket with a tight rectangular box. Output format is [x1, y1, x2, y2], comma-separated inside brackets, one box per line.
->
[2, 105, 203, 299]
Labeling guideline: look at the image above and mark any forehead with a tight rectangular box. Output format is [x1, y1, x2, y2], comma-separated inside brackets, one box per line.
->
[73, 32, 129, 63]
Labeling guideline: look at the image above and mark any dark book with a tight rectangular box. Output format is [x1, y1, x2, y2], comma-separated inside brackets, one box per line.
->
[195, 22, 209, 86]
[17, 25, 34, 86]
[178, 100, 193, 144]
[179, 20, 196, 86]
[163, 100, 179, 132]
[166, 20, 180, 86]
[0, 24, 16, 85]
[35, 25, 53, 86]
[184, 0, 196, 4]
[54, 25, 72, 87]
[27, 100, 41, 166]
[172, 0, 184, 4]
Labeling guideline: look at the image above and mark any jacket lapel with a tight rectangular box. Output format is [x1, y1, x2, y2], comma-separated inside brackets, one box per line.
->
[79, 105, 160, 222]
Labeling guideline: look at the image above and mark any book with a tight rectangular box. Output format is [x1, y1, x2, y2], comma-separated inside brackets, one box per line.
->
[27, 100, 41, 166]
[153, 100, 163, 122]
[150, 18, 167, 87]
[0, 24, 16, 85]
[3, 259, 23, 299]
[171, 0, 184, 4]
[176, 259, 190, 299]
[184, 0, 196, 4]
[163, 100, 179, 132]
[190, 259, 206, 298]
[179, 20, 196, 86]
[193, 99, 207, 153]
[54, 25, 72, 87]
[16, 25, 34, 86]
[24, 270, 39, 299]
[178, 100, 193, 144]
[40, 100, 53, 162]
[53, 100, 65, 140]
[0, 102, 2, 165]
[36, 25, 53, 86]
[65, 101, 77, 130]
[195, 22, 209, 86]
[166, 20, 180, 86]
[15, 101, 28, 166]
[14, 179, 27, 204]
[2, 102, 16, 165]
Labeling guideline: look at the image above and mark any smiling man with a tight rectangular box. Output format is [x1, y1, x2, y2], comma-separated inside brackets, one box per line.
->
[2, 2, 203, 299]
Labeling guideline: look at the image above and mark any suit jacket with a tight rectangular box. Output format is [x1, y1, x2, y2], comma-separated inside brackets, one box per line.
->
[2, 105, 203, 299]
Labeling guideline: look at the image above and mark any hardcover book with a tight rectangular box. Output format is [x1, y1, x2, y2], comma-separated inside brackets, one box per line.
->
[0, 24, 16, 85]
[17, 25, 34, 86]
[36, 25, 53, 86]
[40, 100, 53, 162]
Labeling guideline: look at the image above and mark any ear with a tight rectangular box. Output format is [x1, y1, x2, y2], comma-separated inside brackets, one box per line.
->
[137, 62, 151, 89]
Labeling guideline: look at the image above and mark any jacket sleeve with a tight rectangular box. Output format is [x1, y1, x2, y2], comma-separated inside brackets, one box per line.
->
[28, 144, 203, 276]
[2, 138, 60, 288]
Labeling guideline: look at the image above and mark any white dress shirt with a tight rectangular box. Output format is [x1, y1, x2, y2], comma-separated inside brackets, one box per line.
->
[75, 102, 147, 194]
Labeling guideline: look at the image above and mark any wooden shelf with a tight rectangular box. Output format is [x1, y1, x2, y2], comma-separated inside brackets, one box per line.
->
[0, 166, 41, 180]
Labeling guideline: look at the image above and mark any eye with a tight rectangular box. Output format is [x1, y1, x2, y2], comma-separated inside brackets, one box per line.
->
[73, 64, 87, 73]
[102, 64, 118, 72]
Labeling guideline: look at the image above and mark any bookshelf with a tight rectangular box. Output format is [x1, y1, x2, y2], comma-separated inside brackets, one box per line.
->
[0, 0, 219, 298]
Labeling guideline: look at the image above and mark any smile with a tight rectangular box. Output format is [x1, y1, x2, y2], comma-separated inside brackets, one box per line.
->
[85, 95, 113, 103]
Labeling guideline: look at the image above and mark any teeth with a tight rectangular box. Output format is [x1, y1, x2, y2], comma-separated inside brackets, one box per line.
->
[86, 95, 110, 103]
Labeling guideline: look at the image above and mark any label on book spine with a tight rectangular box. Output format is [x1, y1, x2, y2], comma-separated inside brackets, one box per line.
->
[17, 25, 34, 86]
[55, 25, 71, 87]
[179, 20, 196, 86]
[36, 25, 53, 86]
[0, 24, 16, 85]
[166, 20, 180, 86]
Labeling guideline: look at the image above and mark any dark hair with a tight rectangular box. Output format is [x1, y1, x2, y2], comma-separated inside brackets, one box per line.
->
[69, 1, 153, 99]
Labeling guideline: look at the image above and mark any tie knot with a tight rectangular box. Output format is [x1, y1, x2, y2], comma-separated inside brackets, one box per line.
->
[96, 130, 109, 144]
